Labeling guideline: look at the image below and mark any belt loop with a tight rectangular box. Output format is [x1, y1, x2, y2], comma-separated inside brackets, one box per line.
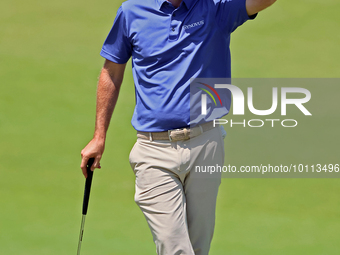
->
[149, 132, 153, 142]
[199, 125, 204, 134]
[168, 130, 173, 142]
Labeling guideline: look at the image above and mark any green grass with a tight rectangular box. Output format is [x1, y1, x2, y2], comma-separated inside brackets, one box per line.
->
[1, 0, 339, 254]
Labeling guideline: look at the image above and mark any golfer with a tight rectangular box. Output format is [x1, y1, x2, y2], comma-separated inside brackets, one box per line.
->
[81, 0, 276, 254]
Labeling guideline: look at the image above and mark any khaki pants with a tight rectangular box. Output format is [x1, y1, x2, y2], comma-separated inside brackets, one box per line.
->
[129, 127, 224, 255]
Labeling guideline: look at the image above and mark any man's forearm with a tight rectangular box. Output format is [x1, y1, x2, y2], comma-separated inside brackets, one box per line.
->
[93, 69, 120, 140]
[93, 61, 126, 141]
[80, 60, 126, 176]
[80, 60, 125, 175]
[246, 0, 277, 16]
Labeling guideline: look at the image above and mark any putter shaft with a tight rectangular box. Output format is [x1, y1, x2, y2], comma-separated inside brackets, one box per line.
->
[77, 158, 95, 255]
[77, 215, 86, 255]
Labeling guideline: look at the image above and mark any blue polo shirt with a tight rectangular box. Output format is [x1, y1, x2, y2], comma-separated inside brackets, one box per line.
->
[101, 0, 255, 132]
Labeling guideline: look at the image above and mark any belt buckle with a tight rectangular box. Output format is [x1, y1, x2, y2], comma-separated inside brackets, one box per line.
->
[168, 128, 183, 141]
[168, 127, 190, 141]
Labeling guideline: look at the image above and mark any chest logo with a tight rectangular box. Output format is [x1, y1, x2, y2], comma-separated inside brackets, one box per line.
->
[183, 20, 205, 30]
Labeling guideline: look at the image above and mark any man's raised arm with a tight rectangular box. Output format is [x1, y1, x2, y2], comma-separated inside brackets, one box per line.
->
[246, 0, 277, 16]
[80, 60, 126, 177]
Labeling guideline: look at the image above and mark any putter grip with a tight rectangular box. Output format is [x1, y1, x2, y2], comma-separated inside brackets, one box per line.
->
[82, 158, 95, 215]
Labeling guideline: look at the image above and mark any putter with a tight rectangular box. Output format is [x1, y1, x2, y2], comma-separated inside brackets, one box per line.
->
[77, 158, 95, 255]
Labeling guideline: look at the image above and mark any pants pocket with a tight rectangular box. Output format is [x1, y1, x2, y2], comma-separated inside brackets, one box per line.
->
[129, 140, 139, 172]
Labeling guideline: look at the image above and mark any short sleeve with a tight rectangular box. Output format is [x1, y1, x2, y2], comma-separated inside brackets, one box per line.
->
[215, 0, 257, 34]
[100, 6, 132, 64]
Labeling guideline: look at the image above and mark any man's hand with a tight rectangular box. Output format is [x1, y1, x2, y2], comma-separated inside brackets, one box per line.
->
[246, 0, 277, 16]
[80, 138, 105, 178]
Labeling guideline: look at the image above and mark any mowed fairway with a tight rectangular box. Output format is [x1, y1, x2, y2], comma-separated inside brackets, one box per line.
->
[0, 0, 339, 254]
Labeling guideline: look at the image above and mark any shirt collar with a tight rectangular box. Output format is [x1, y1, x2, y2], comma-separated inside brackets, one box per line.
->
[182, 0, 196, 9]
[156, 0, 196, 10]
[156, 0, 168, 9]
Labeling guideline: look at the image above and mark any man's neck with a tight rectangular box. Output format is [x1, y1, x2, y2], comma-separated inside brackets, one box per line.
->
[167, 0, 183, 8]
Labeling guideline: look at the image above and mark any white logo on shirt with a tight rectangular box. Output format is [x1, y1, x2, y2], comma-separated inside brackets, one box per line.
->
[183, 20, 205, 30]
